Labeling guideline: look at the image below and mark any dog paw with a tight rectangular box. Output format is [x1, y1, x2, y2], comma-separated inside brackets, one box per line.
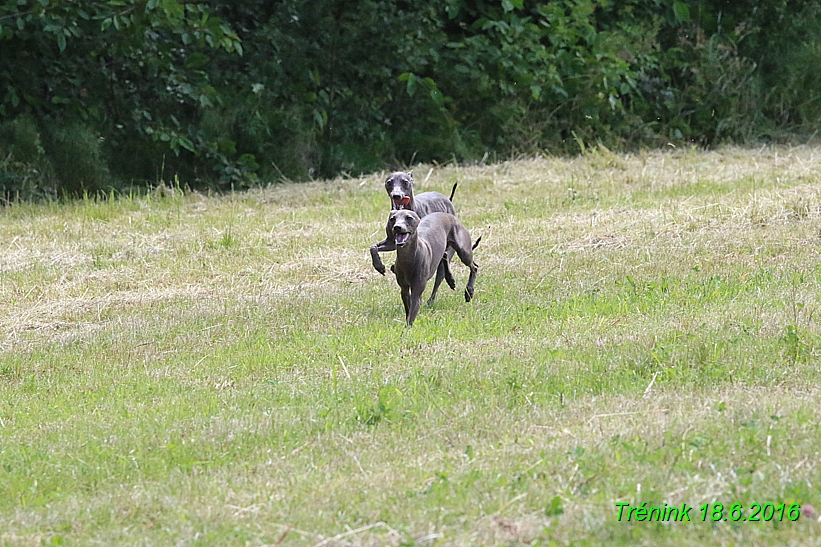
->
[464, 288, 474, 302]
[374, 264, 386, 275]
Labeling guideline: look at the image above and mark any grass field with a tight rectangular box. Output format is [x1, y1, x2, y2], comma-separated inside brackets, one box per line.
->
[3, 145, 821, 546]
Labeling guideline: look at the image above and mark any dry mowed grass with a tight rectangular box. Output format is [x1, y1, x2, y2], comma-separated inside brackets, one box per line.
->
[3, 146, 821, 546]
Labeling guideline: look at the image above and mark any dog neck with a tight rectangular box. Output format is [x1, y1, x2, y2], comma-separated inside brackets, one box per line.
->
[395, 231, 421, 261]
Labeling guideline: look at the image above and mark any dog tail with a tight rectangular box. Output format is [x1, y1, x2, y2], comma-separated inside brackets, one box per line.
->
[449, 182, 458, 202]
[471, 235, 482, 250]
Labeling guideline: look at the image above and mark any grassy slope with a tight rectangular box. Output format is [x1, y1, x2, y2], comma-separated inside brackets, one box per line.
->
[2, 146, 821, 546]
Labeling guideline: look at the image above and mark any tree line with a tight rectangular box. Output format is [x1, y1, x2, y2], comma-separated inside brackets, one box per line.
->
[1, 0, 820, 199]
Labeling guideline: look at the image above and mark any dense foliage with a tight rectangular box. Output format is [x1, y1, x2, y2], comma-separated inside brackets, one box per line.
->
[1, 0, 820, 198]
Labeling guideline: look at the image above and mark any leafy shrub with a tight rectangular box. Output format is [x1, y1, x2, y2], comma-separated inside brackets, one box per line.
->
[41, 122, 112, 196]
[3, 0, 821, 196]
[0, 115, 44, 163]
[0, 116, 57, 201]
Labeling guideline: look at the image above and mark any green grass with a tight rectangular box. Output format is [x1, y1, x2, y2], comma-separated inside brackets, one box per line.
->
[3, 146, 821, 545]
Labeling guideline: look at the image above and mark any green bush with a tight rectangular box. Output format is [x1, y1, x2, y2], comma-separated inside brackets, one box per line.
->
[2, 0, 821, 197]
[41, 122, 111, 196]
[0, 116, 57, 201]
[0, 115, 44, 163]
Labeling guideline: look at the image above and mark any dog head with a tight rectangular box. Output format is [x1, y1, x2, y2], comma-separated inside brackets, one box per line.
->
[387, 209, 421, 247]
[385, 170, 414, 209]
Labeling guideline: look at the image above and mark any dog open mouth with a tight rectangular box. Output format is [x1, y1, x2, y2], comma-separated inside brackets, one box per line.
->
[395, 232, 411, 246]
[393, 196, 411, 209]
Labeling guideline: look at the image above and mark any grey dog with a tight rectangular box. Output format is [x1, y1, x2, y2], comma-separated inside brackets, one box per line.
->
[387, 209, 479, 327]
[370, 170, 457, 278]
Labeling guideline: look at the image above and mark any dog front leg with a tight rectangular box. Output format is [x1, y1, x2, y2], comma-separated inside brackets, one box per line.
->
[400, 286, 411, 319]
[406, 286, 424, 327]
[370, 236, 396, 275]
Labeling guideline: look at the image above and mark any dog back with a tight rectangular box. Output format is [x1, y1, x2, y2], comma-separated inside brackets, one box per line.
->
[413, 192, 456, 217]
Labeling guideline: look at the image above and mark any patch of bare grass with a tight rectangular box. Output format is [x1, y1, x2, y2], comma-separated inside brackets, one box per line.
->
[4, 145, 821, 546]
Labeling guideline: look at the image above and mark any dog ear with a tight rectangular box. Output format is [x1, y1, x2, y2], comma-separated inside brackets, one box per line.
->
[386, 212, 396, 236]
[407, 169, 414, 184]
